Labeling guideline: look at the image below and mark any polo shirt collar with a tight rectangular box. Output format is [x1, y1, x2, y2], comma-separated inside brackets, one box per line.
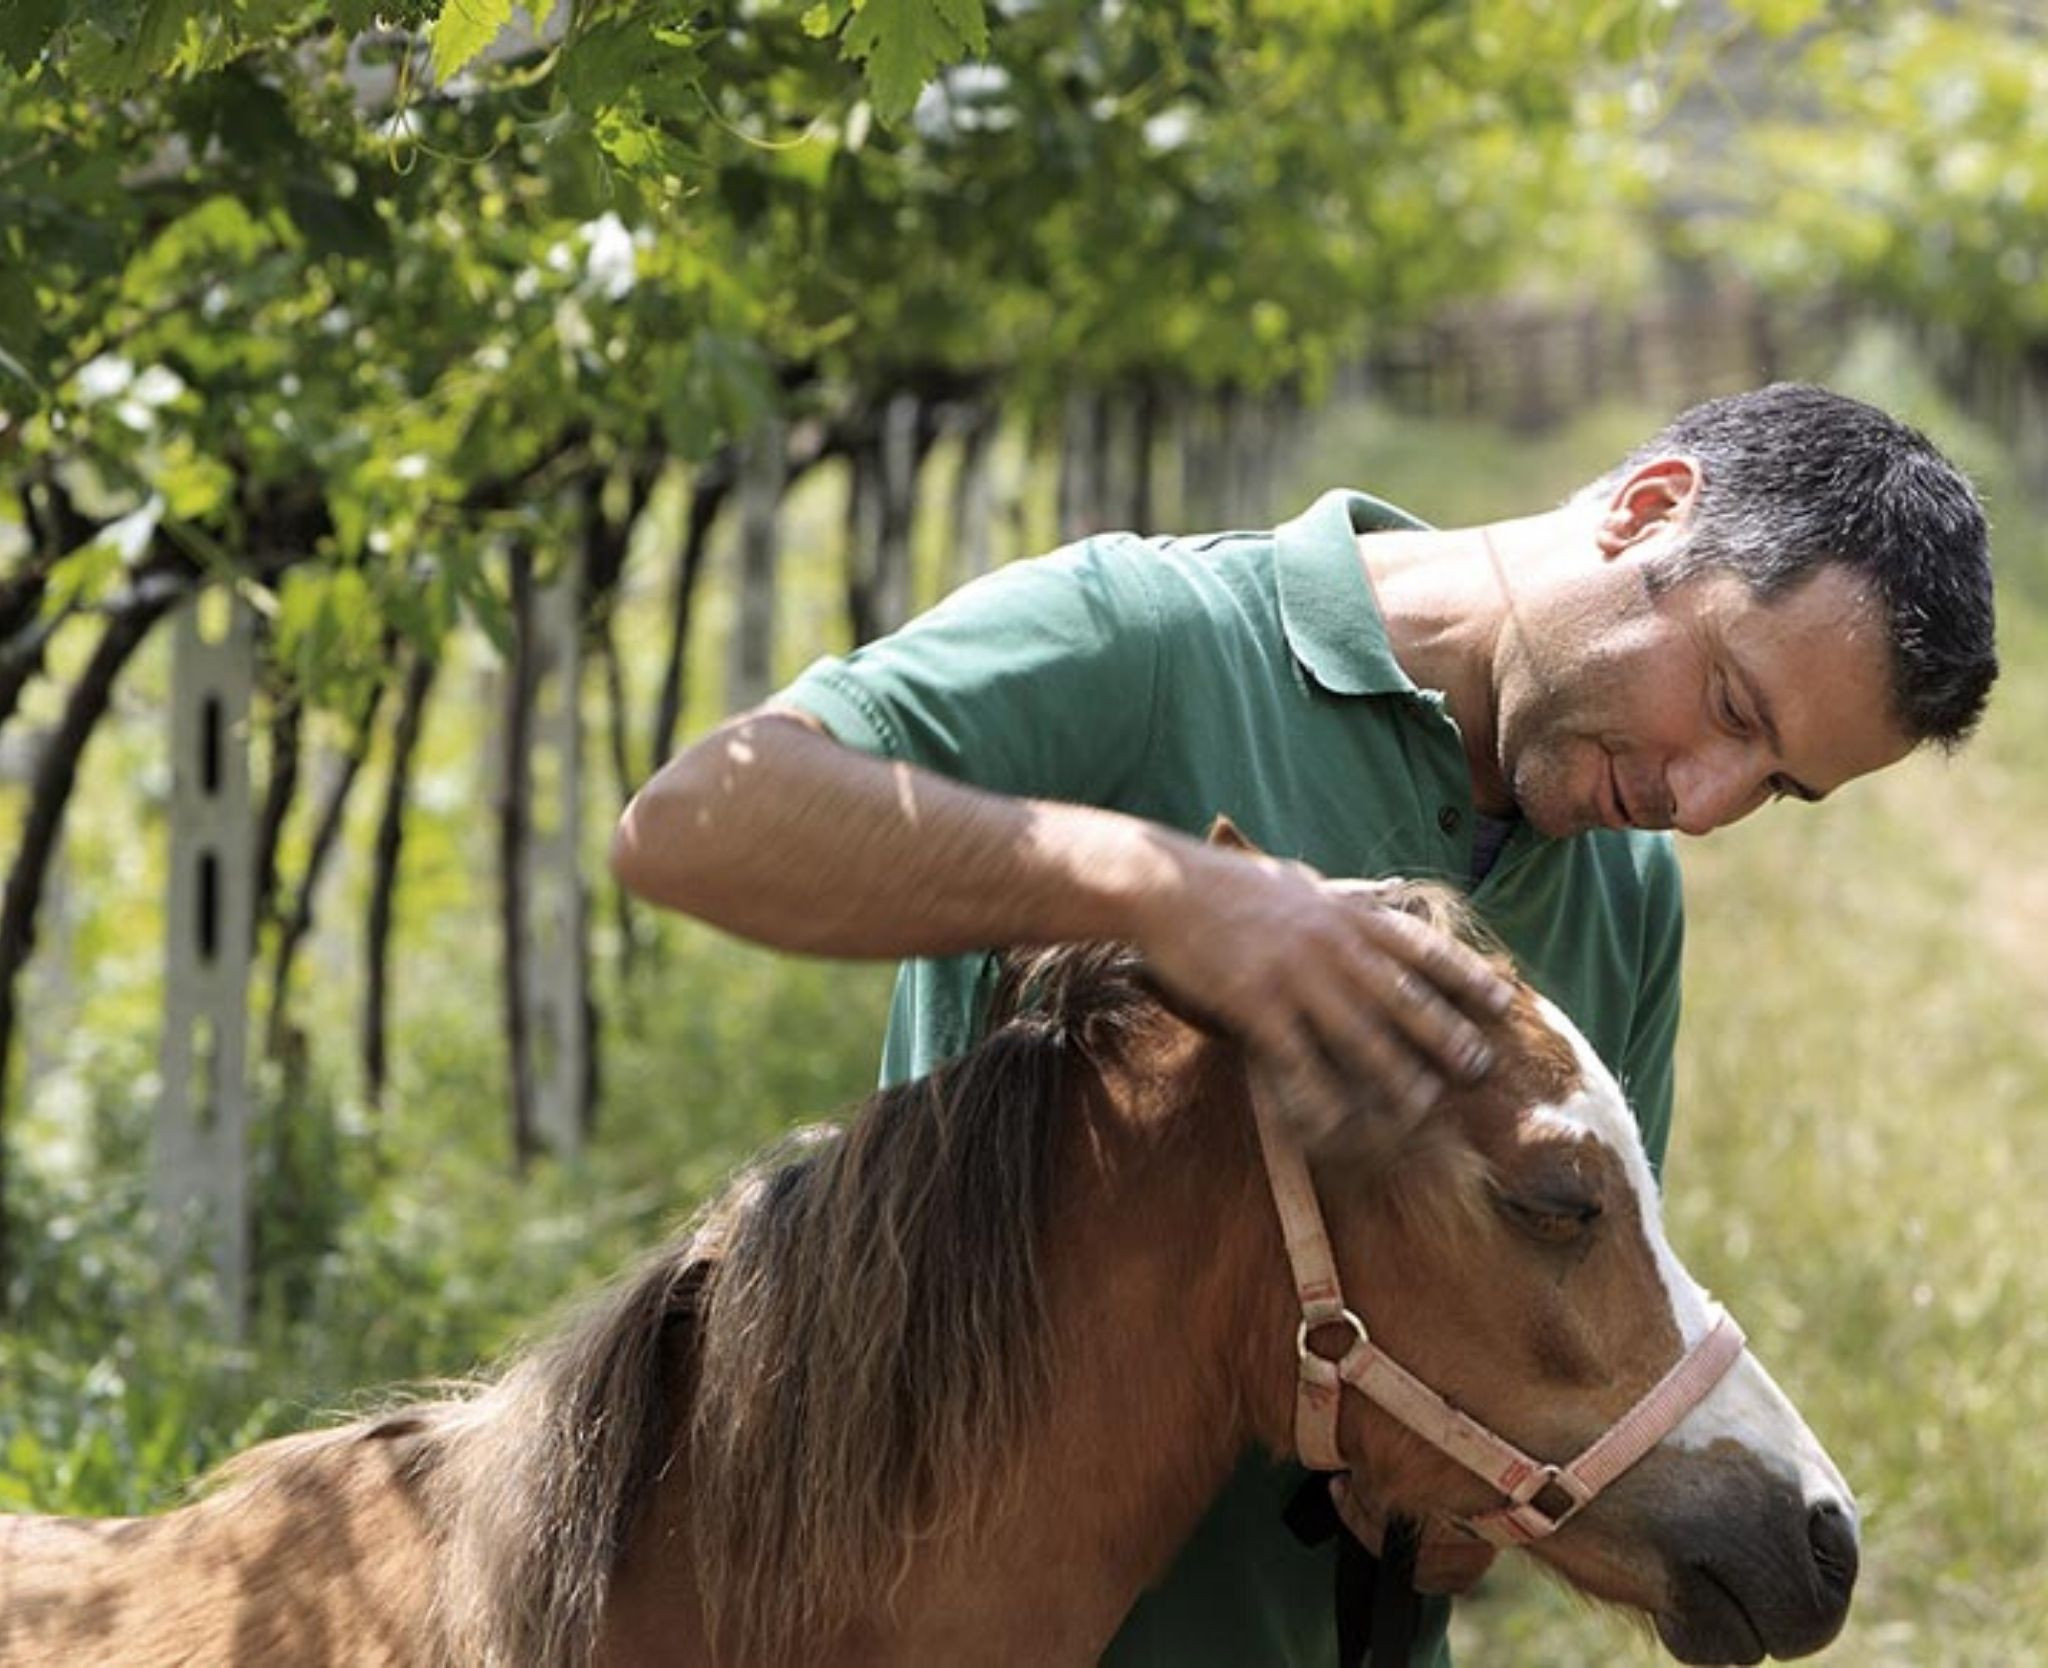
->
[1275, 488, 1430, 697]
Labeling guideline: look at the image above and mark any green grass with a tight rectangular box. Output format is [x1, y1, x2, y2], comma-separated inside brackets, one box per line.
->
[5, 358, 2045, 1663]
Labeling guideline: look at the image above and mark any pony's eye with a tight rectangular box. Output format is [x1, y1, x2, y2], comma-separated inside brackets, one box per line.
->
[1498, 1192, 1603, 1245]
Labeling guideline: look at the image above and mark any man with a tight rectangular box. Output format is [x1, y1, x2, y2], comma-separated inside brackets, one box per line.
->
[611, 383, 1996, 1665]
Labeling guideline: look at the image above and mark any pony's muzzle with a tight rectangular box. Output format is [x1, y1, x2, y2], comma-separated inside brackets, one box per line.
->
[1649, 1478, 1859, 1665]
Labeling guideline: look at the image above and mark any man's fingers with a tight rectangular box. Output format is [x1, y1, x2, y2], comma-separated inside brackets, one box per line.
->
[1322, 929, 1497, 1087]
[1298, 980, 1445, 1120]
[1352, 898, 1515, 1019]
[1143, 860, 1517, 1141]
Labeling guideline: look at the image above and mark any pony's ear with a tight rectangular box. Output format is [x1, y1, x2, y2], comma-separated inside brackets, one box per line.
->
[1206, 814, 1262, 854]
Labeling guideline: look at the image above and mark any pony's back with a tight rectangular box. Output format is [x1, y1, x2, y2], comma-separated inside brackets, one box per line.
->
[0, 1418, 443, 1667]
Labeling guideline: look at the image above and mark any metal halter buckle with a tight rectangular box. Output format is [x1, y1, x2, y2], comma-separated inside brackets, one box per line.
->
[1297, 1307, 1369, 1365]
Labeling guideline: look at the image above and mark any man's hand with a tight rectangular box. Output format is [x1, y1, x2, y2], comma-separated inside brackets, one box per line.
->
[1128, 844, 1515, 1147]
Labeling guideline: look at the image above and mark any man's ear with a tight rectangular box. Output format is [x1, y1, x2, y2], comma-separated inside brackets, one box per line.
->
[1595, 457, 1700, 558]
[1206, 814, 1262, 854]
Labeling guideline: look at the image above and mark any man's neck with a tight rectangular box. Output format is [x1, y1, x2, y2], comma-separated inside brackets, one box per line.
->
[1353, 510, 1572, 819]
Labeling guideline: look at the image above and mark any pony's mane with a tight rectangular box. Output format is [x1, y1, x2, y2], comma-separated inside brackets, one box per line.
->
[206, 881, 1504, 1668]
[424, 936, 1173, 1668]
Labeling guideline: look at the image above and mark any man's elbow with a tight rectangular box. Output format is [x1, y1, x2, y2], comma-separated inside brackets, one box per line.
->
[609, 789, 673, 907]
[609, 751, 717, 913]
[609, 709, 821, 915]
[608, 800, 654, 899]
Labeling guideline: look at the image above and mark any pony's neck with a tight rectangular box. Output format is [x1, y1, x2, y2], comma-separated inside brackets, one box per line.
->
[881, 1025, 1299, 1664]
[599, 1022, 1304, 1668]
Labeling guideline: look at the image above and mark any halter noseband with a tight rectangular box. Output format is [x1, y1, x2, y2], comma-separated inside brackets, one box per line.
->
[1251, 1079, 1747, 1563]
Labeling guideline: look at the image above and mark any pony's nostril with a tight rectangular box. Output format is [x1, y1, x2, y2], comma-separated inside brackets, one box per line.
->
[1807, 1500, 1859, 1596]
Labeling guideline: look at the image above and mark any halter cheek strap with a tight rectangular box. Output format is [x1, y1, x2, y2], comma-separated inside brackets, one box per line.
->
[1251, 1080, 1748, 1552]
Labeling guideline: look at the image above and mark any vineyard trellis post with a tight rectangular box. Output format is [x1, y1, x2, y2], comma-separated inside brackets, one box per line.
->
[948, 399, 999, 585]
[155, 591, 257, 1331]
[523, 565, 591, 1155]
[728, 414, 790, 715]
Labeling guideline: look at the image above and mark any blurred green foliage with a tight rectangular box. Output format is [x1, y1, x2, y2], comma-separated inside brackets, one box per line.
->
[1696, 8, 2048, 350]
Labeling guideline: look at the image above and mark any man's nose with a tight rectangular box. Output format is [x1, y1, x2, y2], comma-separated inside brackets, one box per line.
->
[1668, 747, 1766, 835]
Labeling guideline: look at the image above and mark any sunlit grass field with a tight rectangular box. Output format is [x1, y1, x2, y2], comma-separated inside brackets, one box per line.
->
[5, 356, 2043, 1663]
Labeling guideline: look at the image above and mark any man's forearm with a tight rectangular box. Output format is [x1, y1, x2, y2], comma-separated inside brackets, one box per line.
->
[610, 709, 1197, 959]
[613, 707, 1513, 1132]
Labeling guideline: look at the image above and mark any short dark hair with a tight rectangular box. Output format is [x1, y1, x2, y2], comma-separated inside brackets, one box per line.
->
[1593, 383, 1997, 747]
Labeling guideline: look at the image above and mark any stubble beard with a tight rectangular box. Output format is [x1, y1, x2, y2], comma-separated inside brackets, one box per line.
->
[1507, 744, 1596, 838]
[1497, 689, 1600, 838]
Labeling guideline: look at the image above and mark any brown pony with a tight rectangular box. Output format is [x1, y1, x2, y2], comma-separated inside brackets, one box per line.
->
[0, 887, 1856, 1666]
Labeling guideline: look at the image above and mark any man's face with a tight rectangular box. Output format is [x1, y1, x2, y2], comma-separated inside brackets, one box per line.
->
[1494, 557, 1916, 840]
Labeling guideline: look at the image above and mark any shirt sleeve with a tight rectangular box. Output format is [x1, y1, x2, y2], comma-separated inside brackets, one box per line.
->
[1621, 838, 1684, 1179]
[779, 533, 1168, 803]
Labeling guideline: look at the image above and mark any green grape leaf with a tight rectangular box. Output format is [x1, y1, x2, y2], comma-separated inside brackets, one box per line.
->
[545, 118, 614, 218]
[158, 447, 234, 522]
[841, 0, 988, 125]
[430, 0, 513, 84]
[43, 542, 127, 618]
[802, 1, 851, 40]
[593, 108, 697, 185]
[104, 0, 198, 89]
[560, 14, 700, 120]
[0, 0, 68, 74]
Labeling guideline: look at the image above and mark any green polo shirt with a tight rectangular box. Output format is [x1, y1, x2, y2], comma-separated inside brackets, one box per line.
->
[782, 488, 1684, 1668]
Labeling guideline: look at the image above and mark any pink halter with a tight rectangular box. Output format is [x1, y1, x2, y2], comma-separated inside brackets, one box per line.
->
[1251, 1079, 1747, 1575]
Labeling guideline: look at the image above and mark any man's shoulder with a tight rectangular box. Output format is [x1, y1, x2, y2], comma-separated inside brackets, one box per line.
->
[1023, 525, 1290, 647]
[971, 525, 1282, 611]
[931, 500, 1357, 633]
[1591, 828, 1685, 938]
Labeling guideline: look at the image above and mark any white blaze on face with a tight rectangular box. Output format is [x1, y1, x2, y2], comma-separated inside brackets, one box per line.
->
[1525, 997, 1856, 1516]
